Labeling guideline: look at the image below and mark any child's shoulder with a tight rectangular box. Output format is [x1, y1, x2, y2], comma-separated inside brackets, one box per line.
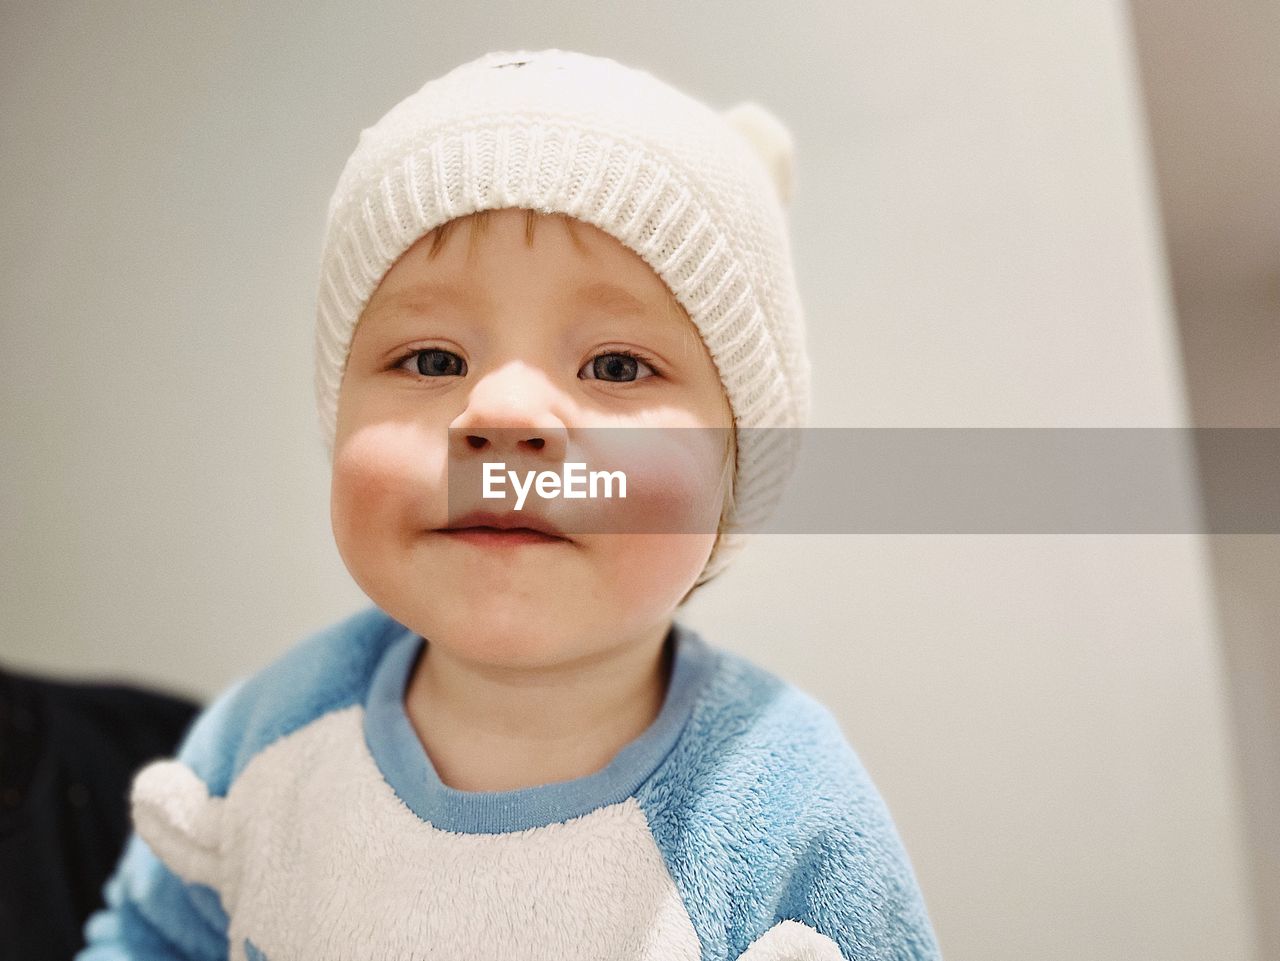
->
[678, 634, 879, 805]
[655, 628, 911, 851]
[175, 604, 407, 796]
[645, 632, 938, 956]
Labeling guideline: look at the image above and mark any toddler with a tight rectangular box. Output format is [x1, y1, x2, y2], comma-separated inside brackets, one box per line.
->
[77, 48, 942, 960]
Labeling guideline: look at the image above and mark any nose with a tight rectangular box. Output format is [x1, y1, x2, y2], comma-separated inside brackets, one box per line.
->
[449, 361, 569, 463]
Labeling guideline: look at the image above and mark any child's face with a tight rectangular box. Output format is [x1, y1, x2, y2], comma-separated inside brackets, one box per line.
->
[331, 208, 733, 668]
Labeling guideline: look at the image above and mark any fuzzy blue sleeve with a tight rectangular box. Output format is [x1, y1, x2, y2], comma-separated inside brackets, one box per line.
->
[75, 605, 404, 960]
[75, 682, 244, 960]
[772, 741, 942, 959]
[637, 653, 943, 960]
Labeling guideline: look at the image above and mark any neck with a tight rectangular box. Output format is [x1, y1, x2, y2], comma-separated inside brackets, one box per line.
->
[404, 619, 675, 792]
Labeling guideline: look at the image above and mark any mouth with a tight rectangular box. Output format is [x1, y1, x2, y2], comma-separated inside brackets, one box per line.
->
[437, 510, 571, 546]
[438, 526, 569, 547]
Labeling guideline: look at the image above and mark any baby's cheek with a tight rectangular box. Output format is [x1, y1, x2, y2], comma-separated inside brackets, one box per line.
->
[569, 431, 725, 537]
[571, 437, 724, 603]
[332, 444, 389, 531]
[591, 532, 717, 616]
[331, 422, 443, 539]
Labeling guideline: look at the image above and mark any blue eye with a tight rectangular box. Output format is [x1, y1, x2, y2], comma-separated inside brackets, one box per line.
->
[580, 351, 658, 383]
[393, 347, 658, 382]
[398, 348, 466, 377]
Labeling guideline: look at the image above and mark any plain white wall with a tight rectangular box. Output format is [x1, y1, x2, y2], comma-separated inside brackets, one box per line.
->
[0, 1, 1259, 959]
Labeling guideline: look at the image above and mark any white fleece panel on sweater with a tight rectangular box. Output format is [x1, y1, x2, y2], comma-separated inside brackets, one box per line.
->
[142, 705, 704, 960]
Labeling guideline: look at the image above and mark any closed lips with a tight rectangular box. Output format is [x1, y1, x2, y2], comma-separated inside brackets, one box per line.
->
[441, 510, 570, 541]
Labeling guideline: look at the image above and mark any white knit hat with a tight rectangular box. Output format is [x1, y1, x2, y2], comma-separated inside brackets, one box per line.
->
[314, 48, 811, 588]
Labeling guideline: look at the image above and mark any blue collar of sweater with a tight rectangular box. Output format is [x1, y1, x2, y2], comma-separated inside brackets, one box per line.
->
[362, 621, 717, 834]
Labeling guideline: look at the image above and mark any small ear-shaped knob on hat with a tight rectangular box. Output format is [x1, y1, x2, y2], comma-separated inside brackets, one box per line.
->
[722, 101, 796, 209]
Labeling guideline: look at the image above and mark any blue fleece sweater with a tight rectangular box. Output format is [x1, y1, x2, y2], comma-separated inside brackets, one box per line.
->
[76, 605, 942, 960]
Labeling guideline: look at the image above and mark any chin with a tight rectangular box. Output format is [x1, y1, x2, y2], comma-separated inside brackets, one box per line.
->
[418, 601, 579, 662]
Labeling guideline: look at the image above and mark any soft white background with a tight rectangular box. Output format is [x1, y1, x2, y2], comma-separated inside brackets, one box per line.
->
[0, 2, 1267, 959]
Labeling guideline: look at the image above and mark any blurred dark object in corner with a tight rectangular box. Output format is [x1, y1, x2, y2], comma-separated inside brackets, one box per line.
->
[0, 664, 200, 961]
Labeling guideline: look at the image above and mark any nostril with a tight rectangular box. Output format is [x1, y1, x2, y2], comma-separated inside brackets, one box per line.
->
[466, 435, 487, 450]
[525, 438, 545, 450]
